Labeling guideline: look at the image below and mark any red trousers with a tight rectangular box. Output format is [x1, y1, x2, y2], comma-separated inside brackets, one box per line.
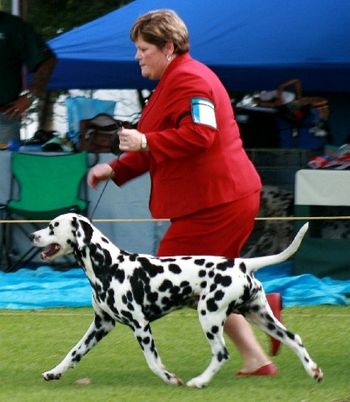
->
[157, 191, 260, 258]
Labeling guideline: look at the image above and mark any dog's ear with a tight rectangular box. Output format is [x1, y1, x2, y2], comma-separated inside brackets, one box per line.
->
[72, 216, 94, 249]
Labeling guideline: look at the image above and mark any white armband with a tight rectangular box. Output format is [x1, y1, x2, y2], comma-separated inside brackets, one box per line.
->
[191, 97, 217, 129]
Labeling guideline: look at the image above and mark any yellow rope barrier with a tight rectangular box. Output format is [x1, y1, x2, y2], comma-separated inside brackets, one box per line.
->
[1, 215, 350, 224]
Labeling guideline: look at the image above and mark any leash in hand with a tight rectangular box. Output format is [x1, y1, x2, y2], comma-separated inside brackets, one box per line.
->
[89, 145, 122, 220]
[89, 175, 111, 220]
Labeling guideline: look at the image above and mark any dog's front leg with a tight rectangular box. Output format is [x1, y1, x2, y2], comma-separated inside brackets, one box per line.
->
[133, 322, 183, 386]
[42, 313, 115, 381]
[186, 304, 229, 388]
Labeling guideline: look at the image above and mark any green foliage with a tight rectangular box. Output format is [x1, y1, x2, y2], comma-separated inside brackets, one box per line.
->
[0, 0, 11, 12]
[1, 306, 350, 401]
[4, 0, 134, 39]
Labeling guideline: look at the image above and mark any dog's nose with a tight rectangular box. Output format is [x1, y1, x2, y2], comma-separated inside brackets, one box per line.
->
[30, 233, 36, 242]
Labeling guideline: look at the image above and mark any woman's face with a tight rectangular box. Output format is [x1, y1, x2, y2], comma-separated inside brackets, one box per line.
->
[134, 36, 171, 80]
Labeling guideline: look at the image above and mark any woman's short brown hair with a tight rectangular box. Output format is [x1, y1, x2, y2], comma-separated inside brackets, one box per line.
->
[130, 9, 190, 54]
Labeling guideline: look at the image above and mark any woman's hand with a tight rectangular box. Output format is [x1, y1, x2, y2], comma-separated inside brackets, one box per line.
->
[5, 96, 32, 119]
[87, 163, 114, 189]
[119, 127, 147, 151]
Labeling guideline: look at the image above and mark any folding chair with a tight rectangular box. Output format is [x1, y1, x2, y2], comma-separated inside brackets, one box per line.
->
[2, 152, 89, 271]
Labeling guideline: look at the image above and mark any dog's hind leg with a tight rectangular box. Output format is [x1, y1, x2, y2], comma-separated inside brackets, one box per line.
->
[245, 294, 323, 383]
[186, 306, 229, 388]
[132, 322, 183, 386]
[42, 312, 115, 381]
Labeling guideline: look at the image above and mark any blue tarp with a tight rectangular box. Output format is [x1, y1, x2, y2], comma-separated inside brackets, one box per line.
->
[48, 0, 350, 92]
[1, 262, 350, 309]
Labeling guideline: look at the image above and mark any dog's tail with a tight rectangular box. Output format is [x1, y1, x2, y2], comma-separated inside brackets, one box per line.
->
[242, 222, 309, 274]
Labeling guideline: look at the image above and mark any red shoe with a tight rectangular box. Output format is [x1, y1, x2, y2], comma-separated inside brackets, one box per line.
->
[266, 292, 283, 356]
[236, 363, 278, 377]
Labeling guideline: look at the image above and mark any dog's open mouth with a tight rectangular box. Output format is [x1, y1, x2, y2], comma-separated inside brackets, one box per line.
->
[41, 243, 61, 260]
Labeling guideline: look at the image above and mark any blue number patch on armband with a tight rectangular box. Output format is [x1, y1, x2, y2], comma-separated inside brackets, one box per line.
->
[191, 97, 217, 129]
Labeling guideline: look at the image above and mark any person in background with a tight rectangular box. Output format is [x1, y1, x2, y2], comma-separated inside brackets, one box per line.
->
[88, 9, 281, 376]
[0, 11, 57, 146]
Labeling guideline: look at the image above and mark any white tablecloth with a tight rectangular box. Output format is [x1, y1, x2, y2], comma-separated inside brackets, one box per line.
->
[295, 169, 350, 206]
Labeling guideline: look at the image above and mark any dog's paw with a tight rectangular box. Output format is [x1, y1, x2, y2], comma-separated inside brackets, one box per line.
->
[313, 366, 323, 383]
[42, 370, 62, 381]
[164, 372, 183, 386]
[186, 377, 208, 389]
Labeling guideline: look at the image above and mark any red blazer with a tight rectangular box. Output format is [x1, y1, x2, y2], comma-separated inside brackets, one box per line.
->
[110, 53, 261, 219]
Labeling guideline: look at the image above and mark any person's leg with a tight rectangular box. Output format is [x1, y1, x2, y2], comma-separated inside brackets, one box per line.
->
[157, 193, 278, 375]
[224, 314, 276, 374]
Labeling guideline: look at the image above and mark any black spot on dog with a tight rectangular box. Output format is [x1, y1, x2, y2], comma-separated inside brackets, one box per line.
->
[241, 285, 251, 303]
[143, 336, 150, 344]
[265, 313, 274, 322]
[138, 257, 164, 277]
[217, 259, 235, 271]
[72, 354, 82, 363]
[214, 290, 224, 301]
[206, 331, 214, 340]
[129, 268, 145, 307]
[85, 330, 96, 346]
[147, 292, 158, 303]
[194, 259, 206, 266]
[137, 336, 144, 350]
[267, 323, 276, 331]
[217, 348, 229, 362]
[214, 273, 232, 287]
[209, 284, 217, 292]
[78, 219, 94, 245]
[159, 279, 173, 292]
[239, 262, 247, 273]
[113, 267, 125, 284]
[168, 264, 182, 274]
[286, 330, 295, 341]
[227, 301, 236, 314]
[206, 298, 218, 312]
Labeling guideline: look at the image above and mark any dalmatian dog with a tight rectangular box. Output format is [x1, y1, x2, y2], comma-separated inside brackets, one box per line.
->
[31, 213, 323, 388]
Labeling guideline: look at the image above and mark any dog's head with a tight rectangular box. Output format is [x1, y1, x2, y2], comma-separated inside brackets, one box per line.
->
[31, 213, 94, 262]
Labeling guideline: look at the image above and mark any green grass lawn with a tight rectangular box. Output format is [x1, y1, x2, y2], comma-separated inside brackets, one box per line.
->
[1, 305, 350, 402]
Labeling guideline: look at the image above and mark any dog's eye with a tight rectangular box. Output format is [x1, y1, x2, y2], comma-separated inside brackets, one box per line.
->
[54, 222, 59, 227]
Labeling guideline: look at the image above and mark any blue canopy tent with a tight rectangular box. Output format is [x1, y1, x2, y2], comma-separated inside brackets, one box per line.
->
[48, 0, 350, 93]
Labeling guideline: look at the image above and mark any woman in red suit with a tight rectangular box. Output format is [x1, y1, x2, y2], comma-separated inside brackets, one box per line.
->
[88, 9, 279, 376]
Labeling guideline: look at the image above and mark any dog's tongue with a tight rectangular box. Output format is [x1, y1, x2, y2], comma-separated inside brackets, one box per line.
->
[41, 244, 60, 260]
